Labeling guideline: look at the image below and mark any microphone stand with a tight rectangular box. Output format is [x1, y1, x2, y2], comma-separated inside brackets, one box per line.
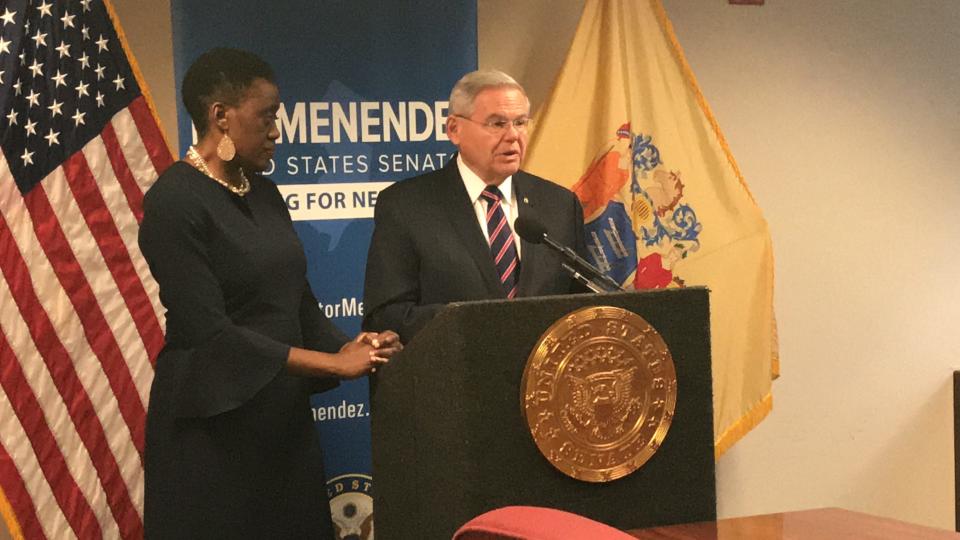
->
[561, 263, 608, 293]
[539, 235, 624, 293]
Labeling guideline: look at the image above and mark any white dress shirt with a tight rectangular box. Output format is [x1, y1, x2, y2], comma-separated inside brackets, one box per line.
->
[457, 154, 522, 258]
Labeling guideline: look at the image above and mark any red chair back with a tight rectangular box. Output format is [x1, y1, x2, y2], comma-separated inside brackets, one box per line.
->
[452, 506, 637, 540]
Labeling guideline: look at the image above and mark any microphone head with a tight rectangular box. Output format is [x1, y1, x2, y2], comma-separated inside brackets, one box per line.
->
[514, 215, 548, 244]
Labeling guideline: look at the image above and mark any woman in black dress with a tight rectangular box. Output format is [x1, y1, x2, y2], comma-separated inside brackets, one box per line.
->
[138, 48, 399, 538]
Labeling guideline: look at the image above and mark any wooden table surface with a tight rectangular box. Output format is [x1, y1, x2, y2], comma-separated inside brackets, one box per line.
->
[626, 508, 960, 539]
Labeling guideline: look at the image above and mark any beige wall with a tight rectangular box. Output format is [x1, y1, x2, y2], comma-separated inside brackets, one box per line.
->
[113, 0, 177, 153]
[5, 1, 957, 537]
[656, 0, 960, 529]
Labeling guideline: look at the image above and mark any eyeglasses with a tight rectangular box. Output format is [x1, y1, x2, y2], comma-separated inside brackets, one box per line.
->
[453, 114, 530, 134]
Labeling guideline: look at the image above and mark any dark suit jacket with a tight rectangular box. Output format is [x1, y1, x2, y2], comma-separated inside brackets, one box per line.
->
[362, 159, 587, 342]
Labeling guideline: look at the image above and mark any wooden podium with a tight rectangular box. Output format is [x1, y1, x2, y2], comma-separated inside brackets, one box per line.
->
[370, 288, 716, 539]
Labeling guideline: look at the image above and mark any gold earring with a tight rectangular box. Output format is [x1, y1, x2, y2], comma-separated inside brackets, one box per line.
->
[217, 133, 236, 162]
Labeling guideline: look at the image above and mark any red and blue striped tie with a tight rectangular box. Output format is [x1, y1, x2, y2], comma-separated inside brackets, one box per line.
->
[480, 185, 520, 298]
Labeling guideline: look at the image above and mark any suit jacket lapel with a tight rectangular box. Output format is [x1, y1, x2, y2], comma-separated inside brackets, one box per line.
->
[437, 161, 505, 297]
[514, 172, 540, 297]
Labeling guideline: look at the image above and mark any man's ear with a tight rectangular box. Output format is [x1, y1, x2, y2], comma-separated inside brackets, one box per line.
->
[446, 116, 461, 145]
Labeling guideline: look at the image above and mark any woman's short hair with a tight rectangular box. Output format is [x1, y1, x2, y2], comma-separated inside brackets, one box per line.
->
[448, 69, 527, 117]
[181, 48, 275, 136]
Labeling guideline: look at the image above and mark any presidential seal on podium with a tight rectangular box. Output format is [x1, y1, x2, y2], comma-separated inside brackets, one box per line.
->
[521, 306, 678, 482]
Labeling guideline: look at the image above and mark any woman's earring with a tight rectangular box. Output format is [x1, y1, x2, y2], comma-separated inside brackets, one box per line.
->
[217, 133, 236, 162]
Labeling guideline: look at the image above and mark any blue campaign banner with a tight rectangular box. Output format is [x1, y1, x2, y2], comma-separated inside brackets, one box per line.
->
[170, 1, 477, 535]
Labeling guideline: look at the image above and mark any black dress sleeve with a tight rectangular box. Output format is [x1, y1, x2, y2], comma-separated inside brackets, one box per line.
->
[139, 181, 291, 419]
[298, 284, 349, 353]
[263, 176, 350, 393]
[298, 284, 347, 394]
[254, 174, 353, 357]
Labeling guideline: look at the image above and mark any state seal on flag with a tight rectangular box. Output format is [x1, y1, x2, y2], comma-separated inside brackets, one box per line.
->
[572, 124, 703, 290]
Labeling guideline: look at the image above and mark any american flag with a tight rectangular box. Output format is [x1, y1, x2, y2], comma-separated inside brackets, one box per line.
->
[0, 0, 172, 538]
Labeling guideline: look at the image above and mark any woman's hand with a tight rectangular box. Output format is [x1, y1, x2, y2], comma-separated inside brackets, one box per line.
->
[333, 340, 385, 379]
[287, 341, 382, 379]
[352, 330, 403, 370]
[287, 331, 402, 379]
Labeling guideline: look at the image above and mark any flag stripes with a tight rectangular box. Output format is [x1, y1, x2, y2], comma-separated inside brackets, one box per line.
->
[80, 136, 161, 376]
[0, 205, 137, 537]
[1, 114, 164, 537]
[125, 98, 174, 178]
[31, 162, 151, 429]
[0, 273, 108, 539]
[61, 150, 162, 376]
[99, 123, 146, 223]
[0, 389, 73, 540]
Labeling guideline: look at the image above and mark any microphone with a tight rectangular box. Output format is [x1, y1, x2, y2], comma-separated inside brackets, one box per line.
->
[515, 215, 623, 293]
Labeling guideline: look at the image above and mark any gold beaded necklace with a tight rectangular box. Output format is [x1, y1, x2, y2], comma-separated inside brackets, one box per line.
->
[187, 146, 251, 196]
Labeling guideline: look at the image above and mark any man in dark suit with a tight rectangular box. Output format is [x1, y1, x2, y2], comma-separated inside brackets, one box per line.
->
[363, 70, 586, 343]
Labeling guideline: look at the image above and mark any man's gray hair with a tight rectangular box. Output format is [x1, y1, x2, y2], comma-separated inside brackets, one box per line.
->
[448, 69, 527, 117]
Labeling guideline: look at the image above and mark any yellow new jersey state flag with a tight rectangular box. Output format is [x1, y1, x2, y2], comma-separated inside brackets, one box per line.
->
[525, 0, 778, 457]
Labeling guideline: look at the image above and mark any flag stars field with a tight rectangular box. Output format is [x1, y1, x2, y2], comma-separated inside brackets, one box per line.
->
[0, 8, 16, 26]
[47, 99, 63, 117]
[55, 41, 71, 58]
[52, 69, 67, 87]
[31, 30, 47, 48]
[28, 59, 43, 77]
[37, 1, 53, 18]
[44, 128, 60, 147]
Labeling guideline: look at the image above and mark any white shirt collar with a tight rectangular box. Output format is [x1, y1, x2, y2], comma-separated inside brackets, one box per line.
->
[457, 154, 514, 207]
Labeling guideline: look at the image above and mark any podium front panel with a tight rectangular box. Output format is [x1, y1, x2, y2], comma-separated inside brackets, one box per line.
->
[371, 288, 716, 539]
